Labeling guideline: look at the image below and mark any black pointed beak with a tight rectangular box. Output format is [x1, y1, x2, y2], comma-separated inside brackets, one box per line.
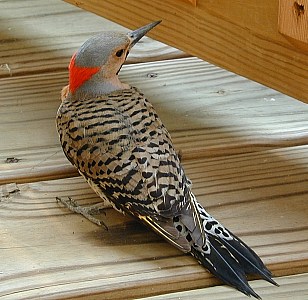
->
[128, 20, 161, 49]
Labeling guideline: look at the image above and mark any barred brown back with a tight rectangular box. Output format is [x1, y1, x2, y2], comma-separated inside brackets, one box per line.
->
[56, 87, 189, 219]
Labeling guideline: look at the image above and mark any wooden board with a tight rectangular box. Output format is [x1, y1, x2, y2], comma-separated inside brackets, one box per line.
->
[1, 58, 308, 184]
[63, 0, 308, 103]
[1, 1, 308, 299]
[0, 0, 186, 78]
[1, 145, 308, 299]
[278, 0, 308, 51]
[141, 273, 308, 300]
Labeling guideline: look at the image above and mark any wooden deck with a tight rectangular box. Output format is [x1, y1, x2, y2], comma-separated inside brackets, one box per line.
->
[1, 0, 308, 299]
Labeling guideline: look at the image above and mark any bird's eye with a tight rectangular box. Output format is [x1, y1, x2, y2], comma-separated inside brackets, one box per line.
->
[116, 49, 124, 57]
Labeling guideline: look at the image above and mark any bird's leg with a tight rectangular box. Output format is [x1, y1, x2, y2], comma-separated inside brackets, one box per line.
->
[56, 196, 108, 230]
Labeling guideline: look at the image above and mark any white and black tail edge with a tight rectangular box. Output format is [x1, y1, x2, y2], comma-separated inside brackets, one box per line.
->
[190, 228, 279, 299]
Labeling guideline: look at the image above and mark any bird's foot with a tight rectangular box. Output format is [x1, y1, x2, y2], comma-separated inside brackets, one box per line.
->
[56, 196, 108, 230]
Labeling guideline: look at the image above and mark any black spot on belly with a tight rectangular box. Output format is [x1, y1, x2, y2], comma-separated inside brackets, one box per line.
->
[186, 233, 192, 242]
[205, 222, 212, 230]
[176, 225, 182, 232]
[202, 244, 209, 252]
[142, 171, 152, 179]
[138, 157, 147, 164]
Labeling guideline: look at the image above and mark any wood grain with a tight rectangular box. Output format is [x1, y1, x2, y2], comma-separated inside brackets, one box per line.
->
[1, 1, 308, 298]
[278, 0, 308, 51]
[64, 0, 308, 103]
[141, 273, 308, 300]
[0, 0, 186, 78]
[1, 146, 308, 299]
[1, 57, 308, 184]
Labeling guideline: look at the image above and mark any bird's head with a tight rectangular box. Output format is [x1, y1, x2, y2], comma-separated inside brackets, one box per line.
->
[67, 20, 161, 98]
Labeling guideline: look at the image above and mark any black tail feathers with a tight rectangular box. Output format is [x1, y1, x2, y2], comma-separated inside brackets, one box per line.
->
[190, 231, 278, 299]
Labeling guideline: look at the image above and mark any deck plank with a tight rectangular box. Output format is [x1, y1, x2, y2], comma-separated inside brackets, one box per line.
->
[1, 58, 308, 184]
[141, 273, 308, 300]
[1, 146, 308, 299]
[1, 1, 308, 298]
[0, 0, 186, 78]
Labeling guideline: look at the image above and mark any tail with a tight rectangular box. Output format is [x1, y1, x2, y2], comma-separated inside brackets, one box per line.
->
[178, 194, 278, 299]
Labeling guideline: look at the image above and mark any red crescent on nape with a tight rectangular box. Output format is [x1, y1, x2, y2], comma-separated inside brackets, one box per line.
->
[68, 53, 100, 93]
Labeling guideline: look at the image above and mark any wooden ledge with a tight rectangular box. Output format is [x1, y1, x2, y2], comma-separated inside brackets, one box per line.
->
[64, 0, 308, 103]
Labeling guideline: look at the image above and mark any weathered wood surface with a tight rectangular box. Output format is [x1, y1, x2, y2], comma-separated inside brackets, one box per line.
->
[1, 0, 308, 299]
[0, 0, 186, 78]
[1, 154, 308, 299]
[1, 58, 308, 184]
[141, 273, 308, 300]
[64, 0, 308, 103]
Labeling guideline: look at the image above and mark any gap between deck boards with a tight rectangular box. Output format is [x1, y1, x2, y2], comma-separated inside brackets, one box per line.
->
[1, 1, 308, 299]
[0, 174, 308, 299]
[1, 57, 308, 184]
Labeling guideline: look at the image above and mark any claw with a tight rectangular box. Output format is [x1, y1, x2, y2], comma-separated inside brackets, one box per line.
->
[56, 196, 108, 230]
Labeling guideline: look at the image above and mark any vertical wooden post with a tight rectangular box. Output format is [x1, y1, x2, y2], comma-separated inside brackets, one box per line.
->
[186, 0, 197, 6]
[278, 0, 308, 51]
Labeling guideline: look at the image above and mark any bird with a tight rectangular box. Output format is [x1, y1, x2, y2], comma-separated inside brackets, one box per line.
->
[56, 20, 277, 298]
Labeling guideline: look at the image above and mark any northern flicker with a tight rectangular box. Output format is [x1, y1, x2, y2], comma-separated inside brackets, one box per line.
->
[56, 21, 277, 298]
